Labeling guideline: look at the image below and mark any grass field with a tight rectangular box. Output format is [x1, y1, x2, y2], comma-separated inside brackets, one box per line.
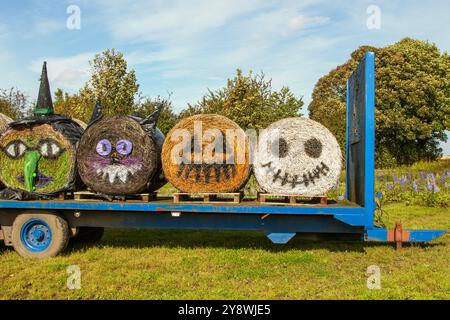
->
[0, 203, 448, 300]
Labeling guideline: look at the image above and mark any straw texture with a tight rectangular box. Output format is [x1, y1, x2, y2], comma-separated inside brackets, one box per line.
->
[254, 117, 342, 196]
[77, 115, 163, 195]
[162, 114, 251, 193]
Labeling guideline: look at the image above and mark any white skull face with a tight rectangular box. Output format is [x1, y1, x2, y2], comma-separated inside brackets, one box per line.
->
[254, 117, 342, 196]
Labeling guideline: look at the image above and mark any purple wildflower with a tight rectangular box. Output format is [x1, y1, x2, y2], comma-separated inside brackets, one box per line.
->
[433, 185, 440, 193]
[412, 181, 419, 192]
[429, 173, 435, 184]
[400, 176, 406, 187]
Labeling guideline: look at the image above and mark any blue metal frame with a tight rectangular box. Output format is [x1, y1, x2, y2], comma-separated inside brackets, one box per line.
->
[0, 52, 447, 246]
[346, 52, 376, 228]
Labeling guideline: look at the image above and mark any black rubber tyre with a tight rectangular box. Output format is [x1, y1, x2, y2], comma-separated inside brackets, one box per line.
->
[11, 213, 69, 259]
[73, 227, 104, 244]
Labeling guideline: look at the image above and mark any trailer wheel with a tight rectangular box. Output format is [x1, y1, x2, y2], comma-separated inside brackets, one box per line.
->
[11, 213, 69, 259]
[73, 227, 104, 244]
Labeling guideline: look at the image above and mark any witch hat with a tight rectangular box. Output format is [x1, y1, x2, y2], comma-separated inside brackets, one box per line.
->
[34, 61, 54, 115]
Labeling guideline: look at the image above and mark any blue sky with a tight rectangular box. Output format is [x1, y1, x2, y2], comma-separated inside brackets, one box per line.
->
[0, 0, 449, 154]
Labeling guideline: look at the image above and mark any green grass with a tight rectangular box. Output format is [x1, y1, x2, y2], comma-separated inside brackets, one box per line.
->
[0, 203, 448, 300]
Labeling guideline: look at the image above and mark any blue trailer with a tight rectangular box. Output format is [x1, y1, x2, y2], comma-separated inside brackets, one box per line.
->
[0, 52, 447, 258]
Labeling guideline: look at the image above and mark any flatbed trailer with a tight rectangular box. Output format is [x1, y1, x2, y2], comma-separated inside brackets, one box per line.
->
[0, 52, 447, 258]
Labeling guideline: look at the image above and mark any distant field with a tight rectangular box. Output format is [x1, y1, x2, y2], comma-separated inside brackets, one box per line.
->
[0, 203, 448, 300]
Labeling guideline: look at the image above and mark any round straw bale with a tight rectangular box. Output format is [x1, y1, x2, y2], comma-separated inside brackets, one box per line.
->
[254, 117, 342, 196]
[0, 115, 83, 195]
[77, 115, 164, 195]
[0, 113, 12, 135]
[162, 114, 251, 193]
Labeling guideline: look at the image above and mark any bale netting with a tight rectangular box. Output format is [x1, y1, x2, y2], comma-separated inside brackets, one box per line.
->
[162, 114, 251, 193]
[77, 108, 165, 196]
[254, 117, 342, 196]
[0, 62, 84, 198]
[0, 113, 12, 135]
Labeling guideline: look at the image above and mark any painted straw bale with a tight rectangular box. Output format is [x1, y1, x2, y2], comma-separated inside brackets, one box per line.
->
[0, 62, 84, 198]
[254, 117, 342, 196]
[0, 113, 12, 135]
[162, 114, 251, 193]
[77, 103, 165, 196]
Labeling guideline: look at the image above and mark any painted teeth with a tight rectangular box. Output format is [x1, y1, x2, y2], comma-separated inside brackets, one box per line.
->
[261, 161, 330, 188]
[97, 164, 142, 184]
[177, 163, 237, 183]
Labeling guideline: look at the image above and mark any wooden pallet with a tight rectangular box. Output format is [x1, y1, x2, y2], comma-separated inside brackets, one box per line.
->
[74, 191, 156, 202]
[173, 192, 243, 204]
[257, 193, 327, 206]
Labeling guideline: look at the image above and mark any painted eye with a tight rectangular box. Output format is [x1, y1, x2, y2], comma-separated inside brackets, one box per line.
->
[96, 139, 112, 156]
[4, 140, 27, 159]
[116, 139, 133, 156]
[270, 137, 288, 158]
[304, 137, 323, 158]
[39, 139, 63, 159]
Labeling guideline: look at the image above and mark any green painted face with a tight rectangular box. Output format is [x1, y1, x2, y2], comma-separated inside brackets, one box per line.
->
[0, 124, 75, 193]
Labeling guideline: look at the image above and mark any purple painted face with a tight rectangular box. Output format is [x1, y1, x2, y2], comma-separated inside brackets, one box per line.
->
[90, 138, 142, 184]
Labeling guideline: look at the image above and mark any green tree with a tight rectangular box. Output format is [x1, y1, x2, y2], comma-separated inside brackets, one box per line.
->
[134, 95, 178, 135]
[309, 39, 450, 166]
[181, 69, 304, 130]
[0, 87, 30, 119]
[54, 86, 95, 123]
[54, 48, 139, 122]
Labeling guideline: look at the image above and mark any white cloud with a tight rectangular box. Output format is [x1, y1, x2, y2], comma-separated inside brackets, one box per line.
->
[28, 52, 94, 91]
[288, 15, 330, 32]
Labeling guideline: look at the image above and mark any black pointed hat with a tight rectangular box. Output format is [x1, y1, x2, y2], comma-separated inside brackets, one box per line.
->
[34, 61, 54, 115]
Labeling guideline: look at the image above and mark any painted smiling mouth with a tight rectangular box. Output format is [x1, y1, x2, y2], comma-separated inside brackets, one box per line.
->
[177, 163, 237, 183]
[17, 172, 54, 188]
[261, 161, 330, 188]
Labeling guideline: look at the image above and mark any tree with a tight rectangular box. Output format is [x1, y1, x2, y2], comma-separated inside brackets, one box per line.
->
[134, 95, 178, 135]
[54, 86, 95, 123]
[54, 48, 139, 122]
[309, 39, 450, 166]
[180, 69, 304, 130]
[0, 87, 30, 119]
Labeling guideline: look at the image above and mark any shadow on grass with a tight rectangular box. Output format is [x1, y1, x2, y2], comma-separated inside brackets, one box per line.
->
[65, 228, 444, 254]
